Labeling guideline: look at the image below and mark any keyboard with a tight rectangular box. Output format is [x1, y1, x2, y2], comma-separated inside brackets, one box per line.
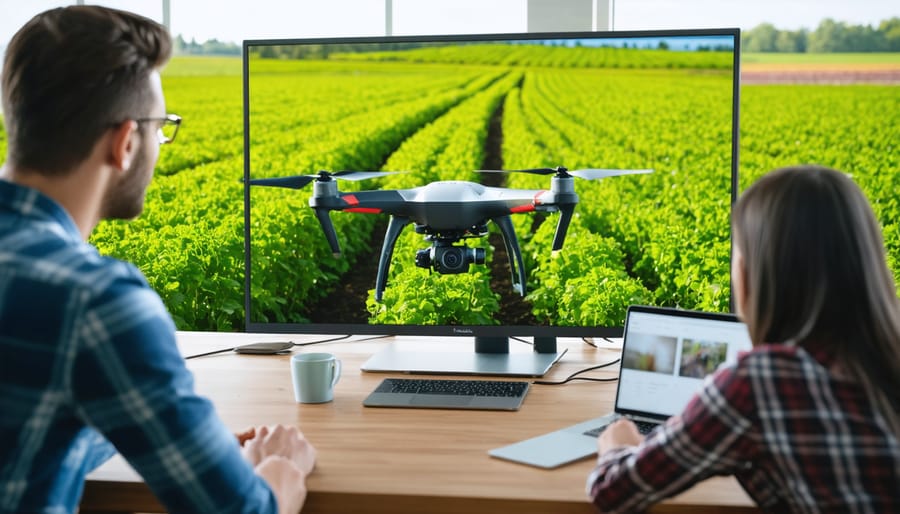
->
[363, 378, 530, 411]
[582, 419, 658, 438]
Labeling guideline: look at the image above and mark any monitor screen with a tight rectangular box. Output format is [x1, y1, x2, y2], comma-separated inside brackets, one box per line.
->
[243, 28, 740, 339]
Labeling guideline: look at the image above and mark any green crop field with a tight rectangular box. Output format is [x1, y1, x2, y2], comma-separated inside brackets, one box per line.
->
[1, 51, 897, 331]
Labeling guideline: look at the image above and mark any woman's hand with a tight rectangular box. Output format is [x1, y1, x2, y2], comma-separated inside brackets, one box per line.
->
[597, 419, 644, 455]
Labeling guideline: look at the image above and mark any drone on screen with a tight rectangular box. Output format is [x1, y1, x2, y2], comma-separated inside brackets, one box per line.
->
[248, 166, 652, 301]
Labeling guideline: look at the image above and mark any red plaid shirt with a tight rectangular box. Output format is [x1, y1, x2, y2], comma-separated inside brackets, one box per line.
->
[587, 344, 900, 513]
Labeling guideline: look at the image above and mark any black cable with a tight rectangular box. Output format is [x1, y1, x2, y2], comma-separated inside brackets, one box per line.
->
[184, 334, 391, 360]
[332, 334, 392, 344]
[483, 336, 616, 348]
[511, 336, 612, 347]
[293, 334, 353, 347]
[532, 358, 620, 385]
[509, 335, 533, 345]
[581, 336, 620, 348]
[184, 346, 236, 360]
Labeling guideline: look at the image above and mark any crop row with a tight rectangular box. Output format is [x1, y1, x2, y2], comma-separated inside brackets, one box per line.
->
[366, 72, 526, 325]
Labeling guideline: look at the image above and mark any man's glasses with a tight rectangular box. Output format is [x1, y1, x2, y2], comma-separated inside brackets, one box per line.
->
[135, 113, 181, 144]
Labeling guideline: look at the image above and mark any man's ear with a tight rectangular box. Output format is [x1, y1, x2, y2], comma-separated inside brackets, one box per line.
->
[108, 120, 139, 171]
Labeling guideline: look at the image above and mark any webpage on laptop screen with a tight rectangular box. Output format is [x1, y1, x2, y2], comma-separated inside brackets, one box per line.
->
[617, 312, 752, 417]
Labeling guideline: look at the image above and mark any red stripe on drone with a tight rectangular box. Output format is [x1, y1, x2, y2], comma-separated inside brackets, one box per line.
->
[511, 190, 548, 213]
[341, 195, 381, 213]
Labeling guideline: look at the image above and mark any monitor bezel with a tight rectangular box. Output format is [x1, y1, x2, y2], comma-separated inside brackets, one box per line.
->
[242, 27, 741, 337]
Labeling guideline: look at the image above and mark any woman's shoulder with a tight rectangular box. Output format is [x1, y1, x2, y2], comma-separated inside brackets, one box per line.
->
[733, 343, 831, 380]
[736, 343, 807, 363]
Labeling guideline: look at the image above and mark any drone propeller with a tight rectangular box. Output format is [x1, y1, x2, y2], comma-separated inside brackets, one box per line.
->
[247, 170, 404, 189]
[477, 166, 653, 180]
[477, 166, 653, 252]
[566, 168, 654, 180]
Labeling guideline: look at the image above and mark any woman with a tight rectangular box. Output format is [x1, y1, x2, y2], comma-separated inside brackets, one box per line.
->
[587, 165, 900, 513]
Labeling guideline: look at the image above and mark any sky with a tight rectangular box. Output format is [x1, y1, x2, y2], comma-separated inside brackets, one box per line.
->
[0, 0, 897, 48]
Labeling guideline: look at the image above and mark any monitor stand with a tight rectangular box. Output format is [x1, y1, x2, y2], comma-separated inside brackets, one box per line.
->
[361, 336, 566, 377]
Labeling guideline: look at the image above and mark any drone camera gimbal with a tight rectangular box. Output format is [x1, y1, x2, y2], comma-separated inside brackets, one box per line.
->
[415, 240, 486, 275]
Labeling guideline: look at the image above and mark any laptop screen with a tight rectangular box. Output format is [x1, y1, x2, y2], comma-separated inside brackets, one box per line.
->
[614, 306, 752, 419]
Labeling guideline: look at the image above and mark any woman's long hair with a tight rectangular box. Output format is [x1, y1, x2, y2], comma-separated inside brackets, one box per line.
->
[732, 165, 900, 436]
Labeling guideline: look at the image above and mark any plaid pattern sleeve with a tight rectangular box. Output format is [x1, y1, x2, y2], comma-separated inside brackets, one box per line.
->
[586, 362, 757, 513]
[586, 346, 900, 514]
[0, 181, 277, 514]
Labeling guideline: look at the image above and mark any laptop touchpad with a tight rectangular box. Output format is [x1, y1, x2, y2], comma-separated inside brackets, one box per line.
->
[411, 395, 473, 406]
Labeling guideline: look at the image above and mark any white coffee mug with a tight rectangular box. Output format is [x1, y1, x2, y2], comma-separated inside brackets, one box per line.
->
[290, 352, 342, 403]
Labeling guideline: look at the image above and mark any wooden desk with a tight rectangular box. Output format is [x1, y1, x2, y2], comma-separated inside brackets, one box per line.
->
[82, 332, 758, 513]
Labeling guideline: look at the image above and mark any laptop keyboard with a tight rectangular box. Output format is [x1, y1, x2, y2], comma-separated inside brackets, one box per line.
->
[364, 378, 531, 411]
[583, 419, 658, 438]
[376, 378, 529, 397]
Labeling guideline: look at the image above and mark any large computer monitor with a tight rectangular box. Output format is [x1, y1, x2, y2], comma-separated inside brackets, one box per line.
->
[242, 28, 740, 375]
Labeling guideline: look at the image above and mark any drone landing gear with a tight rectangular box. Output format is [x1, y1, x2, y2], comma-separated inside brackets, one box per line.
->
[375, 215, 412, 302]
[492, 215, 527, 296]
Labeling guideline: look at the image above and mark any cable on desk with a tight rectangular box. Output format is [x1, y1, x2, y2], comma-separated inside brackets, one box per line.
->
[531, 358, 620, 385]
[184, 346, 240, 360]
[291, 334, 354, 347]
[582, 336, 619, 347]
[511, 336, 614, 347]
[332, 334, 393, 344]
[184, 334, 368, 360]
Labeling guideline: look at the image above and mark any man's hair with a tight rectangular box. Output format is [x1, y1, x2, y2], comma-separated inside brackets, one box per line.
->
[1, 6, 172, 174]
[732, 164, 900, 435]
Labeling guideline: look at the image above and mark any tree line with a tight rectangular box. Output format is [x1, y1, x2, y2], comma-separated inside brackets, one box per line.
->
[742, 18, 900, 52]
[170, 17, 900, 57]
[173, 34, 240, 56]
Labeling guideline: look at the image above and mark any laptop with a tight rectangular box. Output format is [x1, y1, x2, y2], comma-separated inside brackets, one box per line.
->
[488, 305, 752, 468]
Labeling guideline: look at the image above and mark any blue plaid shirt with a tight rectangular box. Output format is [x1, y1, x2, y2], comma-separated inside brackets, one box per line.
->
[0, 180, 276, 513]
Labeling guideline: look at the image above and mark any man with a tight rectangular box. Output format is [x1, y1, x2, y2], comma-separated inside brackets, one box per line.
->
[0, 6, 315, 513]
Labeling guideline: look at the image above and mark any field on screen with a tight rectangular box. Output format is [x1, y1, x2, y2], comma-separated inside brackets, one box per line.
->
[1, 52, 894, 331]
[245, 42, 735, 328]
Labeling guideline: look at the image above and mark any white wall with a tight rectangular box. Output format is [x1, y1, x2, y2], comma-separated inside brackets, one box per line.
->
[527, 0, 611, 32]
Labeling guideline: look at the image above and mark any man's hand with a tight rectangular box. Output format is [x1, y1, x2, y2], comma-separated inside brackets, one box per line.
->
[241, 424, 316, 475]
[241, 425, 317, 514]
[597, 419, 644, 455]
